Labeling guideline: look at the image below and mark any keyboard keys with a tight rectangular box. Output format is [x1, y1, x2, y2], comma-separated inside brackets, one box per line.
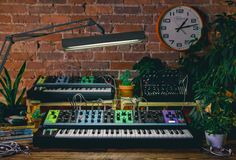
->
[55, 129, 193, 139]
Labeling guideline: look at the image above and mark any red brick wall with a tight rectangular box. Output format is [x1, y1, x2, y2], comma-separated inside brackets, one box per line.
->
[0, 0, 232, 88]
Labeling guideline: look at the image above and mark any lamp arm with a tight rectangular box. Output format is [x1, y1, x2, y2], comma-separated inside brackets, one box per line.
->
[0, 36, 14, 74]
[0, 18, 104, 74]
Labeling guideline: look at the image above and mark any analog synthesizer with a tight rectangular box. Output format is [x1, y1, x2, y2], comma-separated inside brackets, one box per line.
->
[141, 70, 192, 102]
[27, 75, 115, 102]
[33, 109, 196, 148]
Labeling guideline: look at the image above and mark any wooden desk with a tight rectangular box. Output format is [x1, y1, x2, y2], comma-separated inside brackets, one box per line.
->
[2, 140, 236, 160]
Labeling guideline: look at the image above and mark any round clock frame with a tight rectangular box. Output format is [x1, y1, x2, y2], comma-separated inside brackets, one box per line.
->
[156, 5, 204, 51]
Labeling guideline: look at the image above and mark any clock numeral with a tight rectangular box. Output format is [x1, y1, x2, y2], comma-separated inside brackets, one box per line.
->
[169, 40, 174, 44]
[160, 26, 167, 30]
[177, 43, 182, 47]
[185, 40, 190, 45]
[191, 19, 196, 23]
[163, 18, 171, 23]
[193, 25, 199, 30]
[176, 9, 184, 13]
[169, 12, 175, 16]
[163, 34, 169, 38]
[191, 34, 196, 38]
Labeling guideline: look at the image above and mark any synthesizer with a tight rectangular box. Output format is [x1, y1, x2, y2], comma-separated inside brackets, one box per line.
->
[141, 70, 192, 102]
[33, 109, 196, 148]
[27, 75, 115, 102]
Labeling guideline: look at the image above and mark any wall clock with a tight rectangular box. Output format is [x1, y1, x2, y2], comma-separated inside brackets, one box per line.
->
[156, 6, 204, 51]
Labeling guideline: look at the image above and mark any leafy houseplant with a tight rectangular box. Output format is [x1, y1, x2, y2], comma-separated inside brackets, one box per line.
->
[32, 108, 42, 128]
[132, 57, 166, 96]
[181, 1, 236, 148]
[119, 70, 134, 97]
[0, 61, 27, 117]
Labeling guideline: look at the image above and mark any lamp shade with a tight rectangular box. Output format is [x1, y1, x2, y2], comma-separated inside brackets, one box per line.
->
[62, 31, 145, 51]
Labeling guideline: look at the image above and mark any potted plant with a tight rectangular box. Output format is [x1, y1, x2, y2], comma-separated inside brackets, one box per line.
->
[132, 56, 166, 96]
[32, 108, 42, 128]
[0, 61, 27, 119]
[180, 1, 236, 148]
[119, 70, 134, 97]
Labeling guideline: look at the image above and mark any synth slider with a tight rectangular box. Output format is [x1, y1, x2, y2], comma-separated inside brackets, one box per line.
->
[27, 75, 115, 102]
[33, 109, 196, 148]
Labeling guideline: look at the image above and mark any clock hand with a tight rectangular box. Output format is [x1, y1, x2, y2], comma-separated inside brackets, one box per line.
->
[173, 18, 186, 34]
[177, 24, 198, 29]
[176, 18, 188, 32]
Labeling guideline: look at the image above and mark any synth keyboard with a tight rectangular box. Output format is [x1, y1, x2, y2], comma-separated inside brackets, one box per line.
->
[27, 76, 115, 102]
[33, 109, 196, 148]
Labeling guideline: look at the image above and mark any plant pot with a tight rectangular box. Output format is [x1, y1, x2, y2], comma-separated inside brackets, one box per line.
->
[4, 105, 27, 117]
[119, 85, 134, 97]
[205, 131, 227, 148]
[33, 118, 42, 128]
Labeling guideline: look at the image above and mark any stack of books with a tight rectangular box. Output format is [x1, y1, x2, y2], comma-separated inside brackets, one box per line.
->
[0, 125, 34, 141]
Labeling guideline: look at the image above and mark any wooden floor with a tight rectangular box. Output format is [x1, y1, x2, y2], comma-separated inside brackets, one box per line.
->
[2, 140, 236, 160]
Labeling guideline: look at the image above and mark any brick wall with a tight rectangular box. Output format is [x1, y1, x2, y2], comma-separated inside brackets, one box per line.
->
[0, 0, 232, 88]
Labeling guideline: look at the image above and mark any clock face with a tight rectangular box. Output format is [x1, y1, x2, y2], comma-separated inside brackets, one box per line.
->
[157, 6, 203, 51]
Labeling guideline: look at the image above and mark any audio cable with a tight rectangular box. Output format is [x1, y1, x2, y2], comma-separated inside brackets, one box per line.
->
[0, 141, 30, 158]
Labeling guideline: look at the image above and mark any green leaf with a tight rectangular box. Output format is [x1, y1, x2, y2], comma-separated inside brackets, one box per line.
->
[12, 61, 26, 105]
[15, 88, 26, 106]
[3, 67, 12, 91]
[0, 89, 11, 105]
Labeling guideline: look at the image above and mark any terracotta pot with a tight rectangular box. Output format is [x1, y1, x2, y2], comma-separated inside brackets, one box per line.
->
[205, 131, 227, 148]
[33, 119, 42, 128]
[119, 85, 134, 97]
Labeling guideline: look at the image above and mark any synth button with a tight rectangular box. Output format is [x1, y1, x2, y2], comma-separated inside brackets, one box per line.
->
[91, 115, 95, 118]
[85, 115, 89, 118]
[79, 111, 83, 115]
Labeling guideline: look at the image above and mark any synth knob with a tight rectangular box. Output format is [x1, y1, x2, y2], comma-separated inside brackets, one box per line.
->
[97, 119, 101, 123]
[53, 115, 57, 119]
[91, 119, 94, 123]
[122, 111, 126, 116]
[84, 119, 88, 123]
[122, 118, 126, 123]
